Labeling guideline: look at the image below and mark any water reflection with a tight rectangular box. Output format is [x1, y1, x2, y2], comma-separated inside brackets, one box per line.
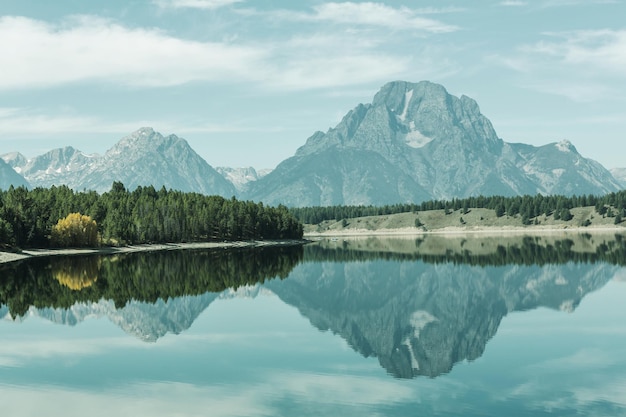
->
[1, 234, 625, 378]
[52, 257, 101, 290]
[0, 245, 303, 319]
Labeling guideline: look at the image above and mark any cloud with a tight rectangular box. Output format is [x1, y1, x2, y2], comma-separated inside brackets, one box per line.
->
[0, 107, 267, 137]
[499, 1, 528, 6]
[525, 30, 626, 76]
[243, 2, 459, 33]
[539, 0, 618, 7]
[0, 15, 436, 91]
[493, 29, 626, 101]
[0, 382, 271, 417]
[0, 336, 141, 368]
[0, 15, 266, 90]
[153, 0, 244, 10]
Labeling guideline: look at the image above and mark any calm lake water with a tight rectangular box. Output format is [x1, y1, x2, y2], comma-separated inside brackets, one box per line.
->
[1, 234, 626, 417]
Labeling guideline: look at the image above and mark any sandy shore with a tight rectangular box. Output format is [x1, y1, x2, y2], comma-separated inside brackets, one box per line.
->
[304, 225, 626, 238]
[0, 239, 306, 265]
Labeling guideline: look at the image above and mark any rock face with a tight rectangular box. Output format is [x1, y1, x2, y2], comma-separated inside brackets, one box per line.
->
[79, 128, 236, 195]
[611, 168, 626, 188]
[2, 147, 96, 189]
[216, 166, 272, 192]
[2, 128, 236, 196]
[0, 158, 29, 189]
[247, 81, 621, 206]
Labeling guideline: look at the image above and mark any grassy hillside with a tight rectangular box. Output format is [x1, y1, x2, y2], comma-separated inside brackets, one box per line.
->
[304, 206, 626, 235]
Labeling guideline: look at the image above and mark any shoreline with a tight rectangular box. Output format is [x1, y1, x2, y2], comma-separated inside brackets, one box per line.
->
[3, 224, 625, 265]
[303, 225, 626, 238]
[0, 239, 307, 265]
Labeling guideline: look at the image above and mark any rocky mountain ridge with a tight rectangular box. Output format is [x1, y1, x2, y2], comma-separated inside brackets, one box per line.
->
[215, 166, 272, 192]
[2, 127, 236, 197]
[1, 81, 622, 204]
[247, 81, 621, 206]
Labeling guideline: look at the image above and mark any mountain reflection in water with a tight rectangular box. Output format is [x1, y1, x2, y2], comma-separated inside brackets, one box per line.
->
[1, 233, 625, 378]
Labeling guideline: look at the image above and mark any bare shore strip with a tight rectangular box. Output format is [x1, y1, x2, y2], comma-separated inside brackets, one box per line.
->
[0, 239, 306, 265]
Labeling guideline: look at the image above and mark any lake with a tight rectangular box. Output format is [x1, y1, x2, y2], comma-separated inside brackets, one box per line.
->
[1, 234, 626, 416]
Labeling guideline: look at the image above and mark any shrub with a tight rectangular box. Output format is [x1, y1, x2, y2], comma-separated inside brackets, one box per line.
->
[51, 213, 99, 247]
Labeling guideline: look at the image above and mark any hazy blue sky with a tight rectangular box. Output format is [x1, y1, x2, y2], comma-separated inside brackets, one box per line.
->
[0, 0, 624, 169]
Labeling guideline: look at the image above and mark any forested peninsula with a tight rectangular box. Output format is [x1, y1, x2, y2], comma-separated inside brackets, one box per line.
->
[0, 182, 303, 249]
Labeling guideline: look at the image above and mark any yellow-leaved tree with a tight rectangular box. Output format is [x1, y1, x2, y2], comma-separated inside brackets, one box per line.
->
[51, 213, 99, 248]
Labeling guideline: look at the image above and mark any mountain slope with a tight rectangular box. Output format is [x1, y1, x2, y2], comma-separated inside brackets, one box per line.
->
[611, 168, 626, 188]
[512, 140, 622, 195]
[247, 80, 620, 206]
[2, 147, 96, 189]
[0, 158, 29, 189]
[216, 166, 271, 192]
[79, 128, 236, 195]
[3, 128, 237, 197]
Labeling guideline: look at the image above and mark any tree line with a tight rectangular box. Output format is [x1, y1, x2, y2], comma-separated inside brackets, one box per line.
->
[290, 191, 626, 225]
[0, 182, 303, 248]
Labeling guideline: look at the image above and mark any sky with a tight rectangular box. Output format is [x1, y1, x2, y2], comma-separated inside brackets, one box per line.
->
[0, 0, 624, 170]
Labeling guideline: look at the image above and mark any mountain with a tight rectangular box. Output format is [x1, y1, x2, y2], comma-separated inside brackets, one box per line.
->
[0, 158, 30, 189]
[2, 147, 96, 189]
[3, 128, 237, 197]
[79, 128, 236, 195]
[216, 166, 272, 192]
[611, 168, 626, 188]
[246, 80, 621, 206]
[510, 140, 622, 195]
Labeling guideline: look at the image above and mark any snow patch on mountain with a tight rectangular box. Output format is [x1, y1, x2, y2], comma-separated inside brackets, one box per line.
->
[556, 140, 573, 152]
[216, 166, 271, 192]
[405, 128, 433, 148]
[399, 89, 413, 121]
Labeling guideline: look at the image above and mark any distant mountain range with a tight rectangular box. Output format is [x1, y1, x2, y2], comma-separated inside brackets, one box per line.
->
[2, 81, 624, 205]
[611, 168, 626, 188]
[2, 128, 236, 197]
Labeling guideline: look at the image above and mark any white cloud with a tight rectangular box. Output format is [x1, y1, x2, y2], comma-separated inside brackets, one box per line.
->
[494, 29, 626, 101]
[0, 108, 265, 137]
[153, 0, 244, 10]
[499, 1, 528, 6]
[0, 336, 141, 368]
[0, 15, 266, 90]
[0, 382, 271, 417]
[540, 0, 618, 7]
[526, 30, 626, 75]
[0, 15, 431, 92]
[312, 2, 458, 32]
[244, 2, 458, 33]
